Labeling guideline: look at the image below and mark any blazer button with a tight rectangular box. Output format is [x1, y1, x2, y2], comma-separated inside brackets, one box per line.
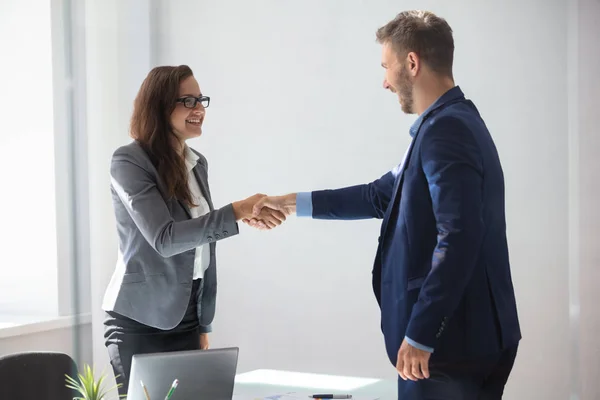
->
[223, 231, 228, 236]
[215, 234, 221, 239]
[207, 236, 213, 241]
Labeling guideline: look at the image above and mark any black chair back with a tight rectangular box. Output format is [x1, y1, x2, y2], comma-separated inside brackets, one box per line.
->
[0, 351, 79, 400]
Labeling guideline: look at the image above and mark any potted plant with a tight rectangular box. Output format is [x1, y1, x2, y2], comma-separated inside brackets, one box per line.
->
[65, 363, 125, 400]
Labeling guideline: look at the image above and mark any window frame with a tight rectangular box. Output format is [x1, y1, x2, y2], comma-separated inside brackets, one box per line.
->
[0, 0, 90, 335]
[52, 0, 91, 319]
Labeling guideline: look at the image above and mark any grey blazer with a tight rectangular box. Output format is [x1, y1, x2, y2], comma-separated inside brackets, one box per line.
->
[102, 141, 239, 332]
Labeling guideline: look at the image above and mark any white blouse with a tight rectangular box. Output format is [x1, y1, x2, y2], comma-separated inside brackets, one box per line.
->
[184, 146, 211, 280]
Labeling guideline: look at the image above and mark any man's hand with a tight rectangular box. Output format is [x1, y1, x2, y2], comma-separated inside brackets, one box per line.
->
[200, 333, 209, 350]
[253, 194, 297, 216]
[232, 193, 287, 230]
[243, 194, 297, 229]
[396, 339, 431, 381]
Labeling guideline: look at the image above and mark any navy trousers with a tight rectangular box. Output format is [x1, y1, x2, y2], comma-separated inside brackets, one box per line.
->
[397, 345, 518, 400]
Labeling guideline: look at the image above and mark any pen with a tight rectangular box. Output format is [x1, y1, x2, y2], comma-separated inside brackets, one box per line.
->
[309, 395, 352, 399]
[164, 379, 179, 400]
[140, 380, 151, 400]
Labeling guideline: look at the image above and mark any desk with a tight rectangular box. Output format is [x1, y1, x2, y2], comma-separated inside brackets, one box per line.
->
[233, 369, 397, 400]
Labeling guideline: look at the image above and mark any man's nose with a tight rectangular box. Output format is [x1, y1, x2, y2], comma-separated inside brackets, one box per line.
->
[383, 79, 390, 89]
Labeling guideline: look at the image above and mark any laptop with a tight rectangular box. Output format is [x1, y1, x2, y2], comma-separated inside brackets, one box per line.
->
[126, 347, 239, 400]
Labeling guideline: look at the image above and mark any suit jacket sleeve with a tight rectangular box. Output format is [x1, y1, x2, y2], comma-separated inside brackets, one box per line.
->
[310, 171, 396, 220]
[110, 149, 239, 258]
[405, 116, 485, 348]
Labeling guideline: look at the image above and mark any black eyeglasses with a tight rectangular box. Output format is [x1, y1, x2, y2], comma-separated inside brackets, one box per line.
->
[176, 95, 210, 109]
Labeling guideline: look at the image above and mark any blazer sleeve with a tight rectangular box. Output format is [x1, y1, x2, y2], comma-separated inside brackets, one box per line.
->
[110, 149, 239, 258]
[310, 171, 397, 220]
[405, 116, 485, 348]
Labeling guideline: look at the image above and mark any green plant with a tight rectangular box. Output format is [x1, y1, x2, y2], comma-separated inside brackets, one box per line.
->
[65, 364, 125, 400]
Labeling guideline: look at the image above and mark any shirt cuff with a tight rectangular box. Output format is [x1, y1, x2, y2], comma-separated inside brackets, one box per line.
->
[296, 192, 313, 217]
[405, 336, 434, 353]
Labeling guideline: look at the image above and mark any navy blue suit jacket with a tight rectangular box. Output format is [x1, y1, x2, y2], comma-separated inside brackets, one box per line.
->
[298, 87, 521, 365]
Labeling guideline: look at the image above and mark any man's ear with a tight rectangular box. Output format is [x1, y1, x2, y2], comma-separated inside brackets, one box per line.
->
[407, 52, 420, 76]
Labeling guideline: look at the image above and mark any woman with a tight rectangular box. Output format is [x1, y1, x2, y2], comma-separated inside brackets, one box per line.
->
[102, 65, 284, 396]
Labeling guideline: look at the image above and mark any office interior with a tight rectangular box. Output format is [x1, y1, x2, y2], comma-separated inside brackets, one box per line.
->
[0, 0, 599, 399]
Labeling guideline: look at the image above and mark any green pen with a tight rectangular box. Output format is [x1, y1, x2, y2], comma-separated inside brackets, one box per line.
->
[164, 379, 179, 400]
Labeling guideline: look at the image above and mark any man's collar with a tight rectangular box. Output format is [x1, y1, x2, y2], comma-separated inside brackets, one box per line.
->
[409, 85, 464, 137]
[184, 145, 199, 172]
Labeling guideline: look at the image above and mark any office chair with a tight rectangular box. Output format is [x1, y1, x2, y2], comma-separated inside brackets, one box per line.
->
[0, 351, 79, 400]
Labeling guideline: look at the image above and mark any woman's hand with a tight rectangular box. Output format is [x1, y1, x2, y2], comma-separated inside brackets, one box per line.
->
[253, 207, 287, 230]
[200, 333, 209, 350]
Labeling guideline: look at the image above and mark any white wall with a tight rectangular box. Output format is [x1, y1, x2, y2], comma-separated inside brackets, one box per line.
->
[80, 0, 600, 399]
[575, 1, 600, 399]
[155, 0, 411, 380]
[152, 0, 593, 399]
[0, 323, 93, 371]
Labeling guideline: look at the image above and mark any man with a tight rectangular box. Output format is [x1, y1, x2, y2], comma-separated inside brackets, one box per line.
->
[248, 10, 521, 400]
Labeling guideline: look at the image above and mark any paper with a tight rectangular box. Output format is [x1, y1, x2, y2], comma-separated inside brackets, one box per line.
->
[232, 392, 379, 400]
[232, 393, 301, 400]
[234, 369, 380, 391]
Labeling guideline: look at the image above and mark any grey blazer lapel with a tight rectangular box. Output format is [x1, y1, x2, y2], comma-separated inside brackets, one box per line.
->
[176, 196, 192, 219]
[149, 162, 193, 219]
[193, 164, 214, 211]
[175, 162, 212, 219]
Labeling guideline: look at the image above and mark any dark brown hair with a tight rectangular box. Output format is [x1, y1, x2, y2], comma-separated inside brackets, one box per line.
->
[130, 65, 195, 207]
[376, 10, 454, 78]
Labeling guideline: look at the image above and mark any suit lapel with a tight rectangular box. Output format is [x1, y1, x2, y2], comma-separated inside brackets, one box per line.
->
[176, 166, 212, 219]
[379, 96, 467, 237]
[380, 138, 417, 236]
[152, 164, 193, 219]
[178, 201, 192, 219]
[192, 164, 214, 211]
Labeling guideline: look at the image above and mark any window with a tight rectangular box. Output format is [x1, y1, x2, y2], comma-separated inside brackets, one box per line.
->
[0, 0, 86, 327]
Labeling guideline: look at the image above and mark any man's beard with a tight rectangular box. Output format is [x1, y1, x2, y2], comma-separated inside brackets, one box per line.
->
[397, 66, 414, 114]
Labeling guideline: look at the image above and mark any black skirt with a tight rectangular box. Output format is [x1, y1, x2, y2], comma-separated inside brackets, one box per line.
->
[103, 278, 202, 397]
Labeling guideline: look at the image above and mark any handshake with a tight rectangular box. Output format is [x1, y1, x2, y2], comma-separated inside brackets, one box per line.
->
[231, 193, 297, 230]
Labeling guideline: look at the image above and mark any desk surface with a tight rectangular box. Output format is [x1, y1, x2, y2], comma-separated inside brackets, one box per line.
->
[233, 369, 396, 400]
